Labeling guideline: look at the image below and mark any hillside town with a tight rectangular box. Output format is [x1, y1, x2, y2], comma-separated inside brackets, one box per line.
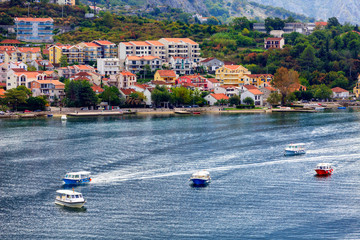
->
[0, 16, 359, 113]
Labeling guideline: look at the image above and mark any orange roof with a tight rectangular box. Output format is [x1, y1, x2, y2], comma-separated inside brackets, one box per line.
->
[36, 80, 64, 88]
[0, 89, 5, 98]
[74, 65, 94, 70]
[146, 40, 164, 46]
[130, 41, 150, 46]
[14, 71, 41, 78]
[243, 85, 258, 90]
[134, 84, 150, 89]
[224, 65, 241, 70]
[221, 85, 238, 89]
[332, 87, 348, 93]
[162, 38, 197, 45]
[207, 78, 219, 83]
[122, 42, 133, 46]
[248, 89, 264, 95]
[91, 84, 104, 93]
[157, 70, 176, 78]
[201, 57, 215, 63]
[244, 74, 273, 78]
[120, 71, 136, 76]
[15, 17, 53, 22]
[0, 46, 16, 51]
[17, 47, 41, 53]
[210, 93, 229, 100]
[264, 86, 276, 91]
[73, 76, 90, 81]
[0, 39, 21, 44]
[93, 40, 115, 45]
[316, 22, 327, 26]
[81, 42, 100, 47]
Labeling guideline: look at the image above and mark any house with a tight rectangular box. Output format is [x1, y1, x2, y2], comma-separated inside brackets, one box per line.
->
[8, 61, 28, 70]
[206, 78, 220, 91]
[15, 17, 54, 43]
[129, 84, 153, 106]
[353, 75, 360, 98]
[118, 40, 166, 61]
[204, 93, 229, 105]
[31, 60, 54, 71]
[119, 88, 136, 98]
[214, 85, 239, 97]
[240, 74, 273, 87]
[283, 22, 316, 36]
[332, 87, 349, 99]
[7, 70, 46, 89]
[215, 65, 251, 85]
[241, 89, 264, 106]
[259, 86, 278, 104]
[108, 71, 137, 89]
[176, 74, 207, 90]
[253, 23, 266, 33]
[29, 79, 65, 102]
[264, 38, 285, 49]
[91, 84, 104, 94]
[49, 44, 84, 65]
[200, 57, 224, 73]
[16, 47, 42, 63]
[126, 56, 163, 74]
[168, 57, 192, 75]
[50, 0, 75, 5]
[154, 70, 177, 84]
[0, 39, 22, 46]
[77, 42, 102, 64]
[239, 84, 258, 93]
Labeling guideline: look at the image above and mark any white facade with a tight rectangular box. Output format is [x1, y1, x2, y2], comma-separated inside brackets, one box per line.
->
[168, 57, 192, 75]
[97, 58, 122, 75]
[214, 86, 239, 97]
[118, 41, 166, 60]
[241, 90, 264, 106]
[158, 38, 201, 63]
[125, 56, 163, 74]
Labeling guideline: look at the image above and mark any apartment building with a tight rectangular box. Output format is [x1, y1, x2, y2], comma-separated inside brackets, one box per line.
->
[15, 17, 54, 43]
[240, 74, 274, 87]
[6, 69, 46, 89]
[30, 79, 65, 102]
[92, 40, 117, 58]
[125, 56, 163, 74]
[118, 41, 166, 60]
[108, 71, 137, 89]
[77, 42, 102, 64]
[215, 65, 251, 85]
[264, 38, 285, 49]
[283, 22, 316, 36]
[158, 38, 200, 63]
[253, 23, 267, 33]
[49, 44, 84, 65]
[97, 58, 121, 75]
[50, 0, 75, 5]
[168, 56, 192, 75]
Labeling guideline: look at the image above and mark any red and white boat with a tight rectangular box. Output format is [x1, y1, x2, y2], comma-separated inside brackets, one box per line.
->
[315, 163, 333, 175]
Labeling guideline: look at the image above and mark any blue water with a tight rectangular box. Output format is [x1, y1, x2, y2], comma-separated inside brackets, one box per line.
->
[1, 112, 360, 239]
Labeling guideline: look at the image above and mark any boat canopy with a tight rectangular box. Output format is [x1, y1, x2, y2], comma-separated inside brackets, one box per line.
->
[316, 163, 332, 169]
[56, 189, 82, 195]
[192, 170, 210, 178]
[287, 143, 305, 147]
[65, 171, 91, 179]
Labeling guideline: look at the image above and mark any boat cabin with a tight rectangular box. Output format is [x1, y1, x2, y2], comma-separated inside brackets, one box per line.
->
[316, 163, 332, 170]
[65, 171, 91, 180]
[56, 190, 84, 201]
[191, 170, 210, 179]
[286, 143, 305, 149]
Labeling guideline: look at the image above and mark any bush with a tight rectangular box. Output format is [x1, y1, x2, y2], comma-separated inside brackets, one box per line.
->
[236, 104, 255, 109]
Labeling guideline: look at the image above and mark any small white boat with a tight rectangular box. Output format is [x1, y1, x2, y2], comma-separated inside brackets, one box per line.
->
[55, 189, 86, 208]
[61, 115, 67, 121]
[284, 143, 306, 156]
[190, 170, 211, 185]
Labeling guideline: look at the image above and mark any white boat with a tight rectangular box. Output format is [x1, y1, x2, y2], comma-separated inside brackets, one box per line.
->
[61, 115, 67, 121]
[284, 143, 306, 156]
[55, 189, 86, 208]
[315, 163, 333, 176]
[190, 170, 211, 185]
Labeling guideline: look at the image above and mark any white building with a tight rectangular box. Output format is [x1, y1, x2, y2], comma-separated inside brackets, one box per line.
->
[168, 56, 192, 75]
[118, 41, 165, 60]
[97, 58, 121, 75]
[125, 56, 163, 74]
[15, 17, 54, 43]
[331, 87, 349, 99]
[204, 93, 229, 105]
[158, 38, 201, 63]
[241, 89, 264, 106]
[214, 85, 239, 97]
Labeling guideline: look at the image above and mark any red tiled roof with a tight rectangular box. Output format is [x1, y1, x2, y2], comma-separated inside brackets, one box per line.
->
[73, 77, 90, 81]
[264, 86, 276, 91]
[75, 72, 92, 76]
[119, 88, 136, 95]
[161, 38, 197, 45]
[119, 71, 136, 76]
[74, 65, 94, 70]
[156, 70, 176, 77]
[93, 40, 115, 45]
[0, 46, 16, 51]
[91, 84, 104, 93]
[0, 89, 5, 98]
[146, 40, 164, 46]
[200, 57, 215, 63]
[81, 42, 100, 47]
[316, 22, 327, 26]
[224, 65, 241, 70]
[248, 89, 264, 95]
[244, 74, 273, 78]
[332, 87, 348, 93]
[17, 47, 41, 53]
[210, 93, 229, 100]
[129, 41, 151, 46]
[0, 39, 21, 44]
[207, 78, 219, 83]
[243, 85, 258, 90]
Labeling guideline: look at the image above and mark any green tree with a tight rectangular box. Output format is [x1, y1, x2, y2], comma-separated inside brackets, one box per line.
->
[267, 92, 281, 106]
[272, 67, 300, 105]
[229, 95, 240, 105]
[5, 88, 28, 110]
[327, 17, 341, 28]
[243, 97, 254, 105]
[170, 87, 192, 106]
[103, 12, 114, 28]
[151, 85, 171, 107]
[100, 86, 121, 106]
[299, 45, 317, 69]
[313, 84, 332, 100]
[60, 55, 68, 67]
[65, 80, 98, 107]
[26, 96, 47, 111]
[17, 85, 32, 97]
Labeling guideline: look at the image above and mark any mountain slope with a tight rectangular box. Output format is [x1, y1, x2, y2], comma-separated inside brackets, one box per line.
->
[253, 0, 360, 23]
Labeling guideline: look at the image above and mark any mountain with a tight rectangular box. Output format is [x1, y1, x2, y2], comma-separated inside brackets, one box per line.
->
[253, 0, 360, 24]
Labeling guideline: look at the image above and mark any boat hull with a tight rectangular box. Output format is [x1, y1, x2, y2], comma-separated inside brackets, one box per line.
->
[190, 178, 210, 185]
[63, 178, 91, 185]
[284, 150, 306, 156]
[315, 169, 333, 175]
[55, 199, 86, 208]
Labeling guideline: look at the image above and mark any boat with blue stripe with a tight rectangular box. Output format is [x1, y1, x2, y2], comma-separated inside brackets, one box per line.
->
[63, 171, 91, 185]
[190, 170, 211, 186]
[284, 143, 306, 156]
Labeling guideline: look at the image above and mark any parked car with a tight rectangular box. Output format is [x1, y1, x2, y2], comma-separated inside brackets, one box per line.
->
[24, 110, 31, 113]
[183, 105, 192, 108]
[0, 111, 4, 115]
[80, 107, 88, 110]
[34, 109, 42, 112]
[192, 105, 199, 108]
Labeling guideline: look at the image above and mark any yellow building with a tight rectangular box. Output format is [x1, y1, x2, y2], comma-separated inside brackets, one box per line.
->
[215, 65, 251, 85]
[241, 74, 274, 87]
[49, 45, 62, 64]
[154, 70, 177, 83]
[353, 75, 360, 98]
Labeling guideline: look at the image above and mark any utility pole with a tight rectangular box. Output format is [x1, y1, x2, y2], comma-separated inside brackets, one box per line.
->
[25, 2, 30, 17]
